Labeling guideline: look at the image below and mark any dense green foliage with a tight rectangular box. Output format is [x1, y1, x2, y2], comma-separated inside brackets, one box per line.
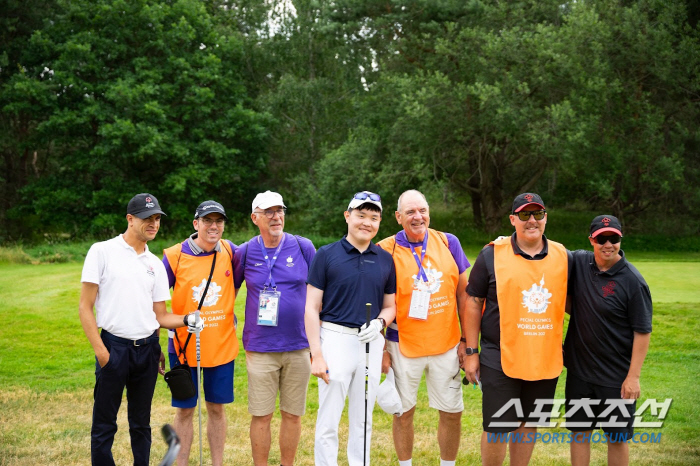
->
[2, 0, 699, 241]
[2, 0, 270, 238]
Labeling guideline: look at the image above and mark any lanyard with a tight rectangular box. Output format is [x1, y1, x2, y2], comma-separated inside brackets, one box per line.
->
[257, 234, 286, 289]
[409, 233, 429, 283]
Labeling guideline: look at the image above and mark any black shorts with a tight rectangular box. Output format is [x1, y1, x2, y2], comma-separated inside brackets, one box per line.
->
[481, 364, 559, 433]
[565, 371, 635, 438]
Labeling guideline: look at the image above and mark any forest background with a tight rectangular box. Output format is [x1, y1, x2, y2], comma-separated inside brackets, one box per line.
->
[2, 0, 700, 250]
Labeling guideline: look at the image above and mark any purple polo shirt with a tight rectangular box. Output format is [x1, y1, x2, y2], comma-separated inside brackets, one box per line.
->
[386, 230, 470, 342]
[233, 233, 316, 352]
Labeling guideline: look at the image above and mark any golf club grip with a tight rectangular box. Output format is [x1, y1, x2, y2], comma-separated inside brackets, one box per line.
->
[195, 310, 201, 359]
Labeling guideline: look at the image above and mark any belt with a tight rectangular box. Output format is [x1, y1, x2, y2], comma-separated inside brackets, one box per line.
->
[102, 330, 159, 346]
[321, 321, 359, 335]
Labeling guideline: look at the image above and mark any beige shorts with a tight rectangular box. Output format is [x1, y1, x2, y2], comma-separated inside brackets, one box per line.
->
[245, 348, 312, 417]
[387, 340, 464, 413]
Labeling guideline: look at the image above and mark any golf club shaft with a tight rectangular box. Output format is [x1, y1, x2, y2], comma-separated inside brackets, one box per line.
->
[195, 309, 203, 466]
[363, 302, 371, 466]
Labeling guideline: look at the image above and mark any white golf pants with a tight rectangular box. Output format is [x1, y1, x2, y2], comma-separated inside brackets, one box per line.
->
[315, 324, 384, 466]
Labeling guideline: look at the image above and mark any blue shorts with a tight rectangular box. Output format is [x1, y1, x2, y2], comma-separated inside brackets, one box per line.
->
[168, 353, 235, 408]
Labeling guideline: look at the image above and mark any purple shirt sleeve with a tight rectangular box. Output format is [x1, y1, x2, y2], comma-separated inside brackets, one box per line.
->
[233, 242, 248, 289]
[444, 233, 471, 274]
[226, 240, 238, 257]
[298, 236, 317, 266]
[162, 253, 176, 288]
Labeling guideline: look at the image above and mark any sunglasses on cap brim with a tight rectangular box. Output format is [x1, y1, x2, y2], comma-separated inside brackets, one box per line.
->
[353, 192, 381, 202]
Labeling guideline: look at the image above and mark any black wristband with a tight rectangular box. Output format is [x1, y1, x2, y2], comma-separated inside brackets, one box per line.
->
[183, 315, 188, 326]
[460, 337, 466, 343]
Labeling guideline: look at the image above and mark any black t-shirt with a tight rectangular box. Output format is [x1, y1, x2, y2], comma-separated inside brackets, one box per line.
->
[466, 233, 573, 372]
[563, 250, 652, 388]
[306, 236, 396, 328]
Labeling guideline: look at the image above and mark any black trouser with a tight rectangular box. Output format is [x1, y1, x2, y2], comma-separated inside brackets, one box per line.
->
[91, 331, 160, 466]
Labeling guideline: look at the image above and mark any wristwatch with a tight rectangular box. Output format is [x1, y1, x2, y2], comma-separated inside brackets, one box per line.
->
[378, 317, 386, 329]
[465, 347, 479, 355]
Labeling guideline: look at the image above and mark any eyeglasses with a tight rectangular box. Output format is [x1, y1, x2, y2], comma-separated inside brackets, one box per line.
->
[353, 192, 381, 202]
[514, 210, 546, 221]
[594, 234, 621, 245]
[255, 208, 286, 219]
[198, 217, 225, 226]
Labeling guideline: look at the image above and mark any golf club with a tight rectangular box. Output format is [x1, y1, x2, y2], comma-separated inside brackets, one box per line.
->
[363, 302, 371, 466]
[195, 308, 203, 466]
[158, 424, 180, 466]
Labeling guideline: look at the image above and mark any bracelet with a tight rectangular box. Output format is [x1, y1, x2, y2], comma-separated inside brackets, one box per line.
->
[460, 337, 466, 343]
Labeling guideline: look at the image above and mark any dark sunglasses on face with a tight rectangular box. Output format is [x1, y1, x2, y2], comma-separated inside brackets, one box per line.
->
[514, 210, 546, 221]
[353, 192, 381, 202]
[594, 234, 622, 245]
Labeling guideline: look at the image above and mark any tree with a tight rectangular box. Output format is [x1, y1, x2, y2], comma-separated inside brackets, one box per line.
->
[0, 0, 59, 239]
[2, 0, 270, 239]
[305, 0, 700, 233]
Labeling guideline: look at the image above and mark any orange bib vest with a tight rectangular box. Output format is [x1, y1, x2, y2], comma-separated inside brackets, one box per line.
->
[378, 229, 460, 358]
[163, 241, 238, 367]
[493, 237, 567, 380]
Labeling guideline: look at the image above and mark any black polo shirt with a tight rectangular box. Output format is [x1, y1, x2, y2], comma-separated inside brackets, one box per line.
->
[307, 236, 396, 328]
[466, 233, 573, 372]
[564, 250, 652, 388]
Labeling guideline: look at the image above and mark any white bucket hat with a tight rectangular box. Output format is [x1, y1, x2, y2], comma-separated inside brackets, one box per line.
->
[376, 368, 403, 417]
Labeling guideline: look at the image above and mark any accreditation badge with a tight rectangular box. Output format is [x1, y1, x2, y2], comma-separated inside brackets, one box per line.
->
[408, 289, 431, 320]
[258, 290, 281, 326]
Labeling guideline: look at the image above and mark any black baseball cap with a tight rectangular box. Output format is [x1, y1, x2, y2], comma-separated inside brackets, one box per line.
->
[194, 200, 228, 220]
[590, 215, 622, 238]
[127, 193, 166, 219]
[512, 193, 545, 213]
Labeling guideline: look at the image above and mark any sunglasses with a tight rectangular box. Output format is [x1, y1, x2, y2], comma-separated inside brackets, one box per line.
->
[514, 210, 546, 221]
[594, 234, 621, 245]
[353, 192, 381, 202]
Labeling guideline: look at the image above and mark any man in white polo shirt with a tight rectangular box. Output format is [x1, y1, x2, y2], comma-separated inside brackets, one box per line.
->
[79, 193, 202, 466]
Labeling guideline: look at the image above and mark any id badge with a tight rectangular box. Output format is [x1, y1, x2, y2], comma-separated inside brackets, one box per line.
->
[408, 289, 431, 320]
[258, 290, 281, 326]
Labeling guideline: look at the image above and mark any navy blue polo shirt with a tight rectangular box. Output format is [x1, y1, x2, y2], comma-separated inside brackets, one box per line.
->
[564, 249, 652, 387]
[307, 236, 396, 328]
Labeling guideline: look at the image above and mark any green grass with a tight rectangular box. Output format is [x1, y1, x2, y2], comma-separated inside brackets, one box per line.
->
[0, 256, 699, 465]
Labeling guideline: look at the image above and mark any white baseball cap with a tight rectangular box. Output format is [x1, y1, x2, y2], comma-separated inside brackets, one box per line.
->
[252, 191, 286, 212]
[376, 368, 403, 417]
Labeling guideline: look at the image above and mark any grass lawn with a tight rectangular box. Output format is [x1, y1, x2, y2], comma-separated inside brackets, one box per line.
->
[0, 256, 698, 465]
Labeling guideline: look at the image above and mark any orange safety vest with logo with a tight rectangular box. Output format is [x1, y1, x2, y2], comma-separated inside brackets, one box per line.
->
[378, 229, 460, 358]
[163, 241, 238, 367]
[493, 236, 567, 381]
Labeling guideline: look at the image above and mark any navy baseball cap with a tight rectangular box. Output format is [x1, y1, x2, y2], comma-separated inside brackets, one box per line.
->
[194, 200, 228, 220]
[590, 215, 622, 238]
[127, 193, 166, 219]
[512, 193, 545, 213]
